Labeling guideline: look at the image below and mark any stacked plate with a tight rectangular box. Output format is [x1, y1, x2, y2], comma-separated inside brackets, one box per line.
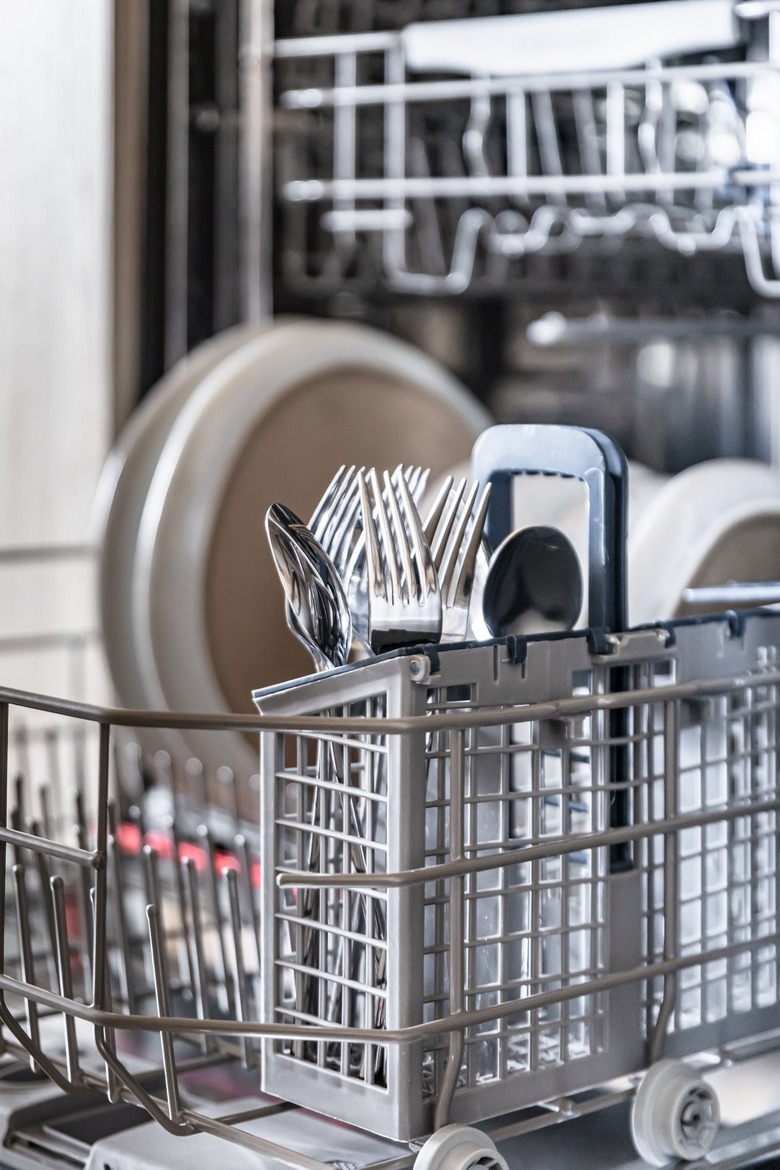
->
[94, 318, 490, 789]
[628, 458, 780, 625]
[432, 454, 780, 632]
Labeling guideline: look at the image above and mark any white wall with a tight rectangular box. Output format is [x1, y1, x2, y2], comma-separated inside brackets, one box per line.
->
[0, 1, 113, 700]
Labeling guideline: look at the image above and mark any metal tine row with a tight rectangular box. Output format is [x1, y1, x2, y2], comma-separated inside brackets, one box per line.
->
[302, 463, 432, 657]
[7, 777, 94, 1083]
[346, 465, 427, 579]
[112, 815, 261, 1063]
[8, 779, 91, 994]
[10, 862, 85, 1086]
[349, 468, 491, 649]
[278, 31, 758, 297]
[4, 748, 262, 1089]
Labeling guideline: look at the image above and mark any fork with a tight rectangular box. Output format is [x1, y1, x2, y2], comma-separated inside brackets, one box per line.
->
[358, 468, 442, 653]
[312, 464, 429, 578]
[312, 465, 430, 652]
[310, 464, 363, 576]
[424, 476, 492, 642]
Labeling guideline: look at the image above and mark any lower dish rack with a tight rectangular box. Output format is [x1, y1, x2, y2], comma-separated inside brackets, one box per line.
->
[2, 611, 780, 1169]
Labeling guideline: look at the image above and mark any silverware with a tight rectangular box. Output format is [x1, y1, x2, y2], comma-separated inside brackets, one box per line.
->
[266, 501, 385, 1049]
[311, 464, 429, 653]
[424, 475, 492, 641]
[271, 465, 494, 659]
[311, 463, 429, 577]
[265, 503, 353, 671]
[359, 467, 442, 652]
[482, 524, 583, 638]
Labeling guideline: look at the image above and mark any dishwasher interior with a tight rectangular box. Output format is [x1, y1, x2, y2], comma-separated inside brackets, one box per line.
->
[5, 3, 780, 1169]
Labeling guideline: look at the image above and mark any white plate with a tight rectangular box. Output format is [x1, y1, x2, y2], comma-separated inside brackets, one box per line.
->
[402, 1, 739, 78]
[628, 458, 780, 626]
[93, 322, 271, 716]
[133, 318, 490, 782]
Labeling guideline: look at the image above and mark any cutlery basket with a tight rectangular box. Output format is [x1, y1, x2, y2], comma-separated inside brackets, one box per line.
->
[253, 611, 780, 1142]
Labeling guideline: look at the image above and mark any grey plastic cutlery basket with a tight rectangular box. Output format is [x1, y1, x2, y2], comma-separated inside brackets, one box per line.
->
[253, 612, 780, 1143]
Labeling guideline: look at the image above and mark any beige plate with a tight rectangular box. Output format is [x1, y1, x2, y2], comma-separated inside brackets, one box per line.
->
[94, 322, 271, 712]
[132, 318, 491, 792]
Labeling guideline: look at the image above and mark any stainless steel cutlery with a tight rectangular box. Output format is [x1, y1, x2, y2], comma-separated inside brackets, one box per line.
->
[265, 502, 354, 671]
[267, 460, 584, 672]
[424, 474, 492, 642]
[358, 467, 442, 653]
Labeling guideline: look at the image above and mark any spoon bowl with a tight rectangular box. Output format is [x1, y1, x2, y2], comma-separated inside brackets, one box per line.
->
[482, 524, 583, 638]
[266, 503, 353, 671]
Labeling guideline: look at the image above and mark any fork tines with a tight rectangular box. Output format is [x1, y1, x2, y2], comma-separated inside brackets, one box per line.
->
[358, 468, 442, 653]
[424, 476, 492, 641]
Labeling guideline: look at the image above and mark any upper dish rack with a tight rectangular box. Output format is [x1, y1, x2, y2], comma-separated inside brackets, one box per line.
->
[275, 0, 780, 297]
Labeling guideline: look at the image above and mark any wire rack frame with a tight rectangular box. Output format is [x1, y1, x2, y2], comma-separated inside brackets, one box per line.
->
[274, 11, 780, 297]
[0, 642, 778, 1162]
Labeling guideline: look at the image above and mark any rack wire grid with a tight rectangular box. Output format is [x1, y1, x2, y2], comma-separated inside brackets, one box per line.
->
[0, 611, 779, 1163]
[254, 615, 780, 1143]
[274, 3, 780, 298]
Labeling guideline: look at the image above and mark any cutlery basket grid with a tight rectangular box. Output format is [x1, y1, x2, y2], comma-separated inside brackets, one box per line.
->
[254, 615, 780, 1141]
[638, 659, 780, 1045]
[274, 8, 780, 298]
[0, 613, 778, 1160]
[257, 640, 618, 1140]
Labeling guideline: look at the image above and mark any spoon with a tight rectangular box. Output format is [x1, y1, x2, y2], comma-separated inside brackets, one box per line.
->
[482, 524, 583, 638]
[266, 503, 353, 671]
[266, 503, 385, 1042]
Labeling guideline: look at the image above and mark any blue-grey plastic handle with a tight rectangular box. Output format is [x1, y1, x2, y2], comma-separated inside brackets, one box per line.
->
[472, 423, 628, 633]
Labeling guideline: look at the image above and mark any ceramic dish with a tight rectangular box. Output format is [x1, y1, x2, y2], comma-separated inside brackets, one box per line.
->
[628, 458, 780, 626]
[132, 318, 490, 784]
[94, 322, 270, 717]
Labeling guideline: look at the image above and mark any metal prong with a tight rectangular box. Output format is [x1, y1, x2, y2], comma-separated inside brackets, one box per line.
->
[12, 864, 40, 1070]
[198, 823, 234, 1015]
[236, 834, 261, 969]
[50, 874, 81, 1084]
[423, 475, 455, 546]
[107, 808, 136, 1014]
[183, 856, 214, 1053]
[38, 781, 52, 840]
[383, 470, 414, 600]
[73, 792, 93, 993]
[430, 477, 468, 566]
[358, 470, 385, 603]
[454, 481, 491, 607]
[146, 904, 183, 1123]
[309, 464, 350, 540]
[225, 867, 255, 1068]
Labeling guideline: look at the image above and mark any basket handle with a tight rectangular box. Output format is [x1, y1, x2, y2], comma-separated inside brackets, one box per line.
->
[472, 423, 627, 633]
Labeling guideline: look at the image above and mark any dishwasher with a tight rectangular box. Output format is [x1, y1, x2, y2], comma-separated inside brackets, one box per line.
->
[4, 3, 780, 1169]
[2, 461, 780, 1170]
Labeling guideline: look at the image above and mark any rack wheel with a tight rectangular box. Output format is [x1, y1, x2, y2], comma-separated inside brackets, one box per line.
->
[631, 1059, 720, 1166]
[414, 1124, 509, 1170]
